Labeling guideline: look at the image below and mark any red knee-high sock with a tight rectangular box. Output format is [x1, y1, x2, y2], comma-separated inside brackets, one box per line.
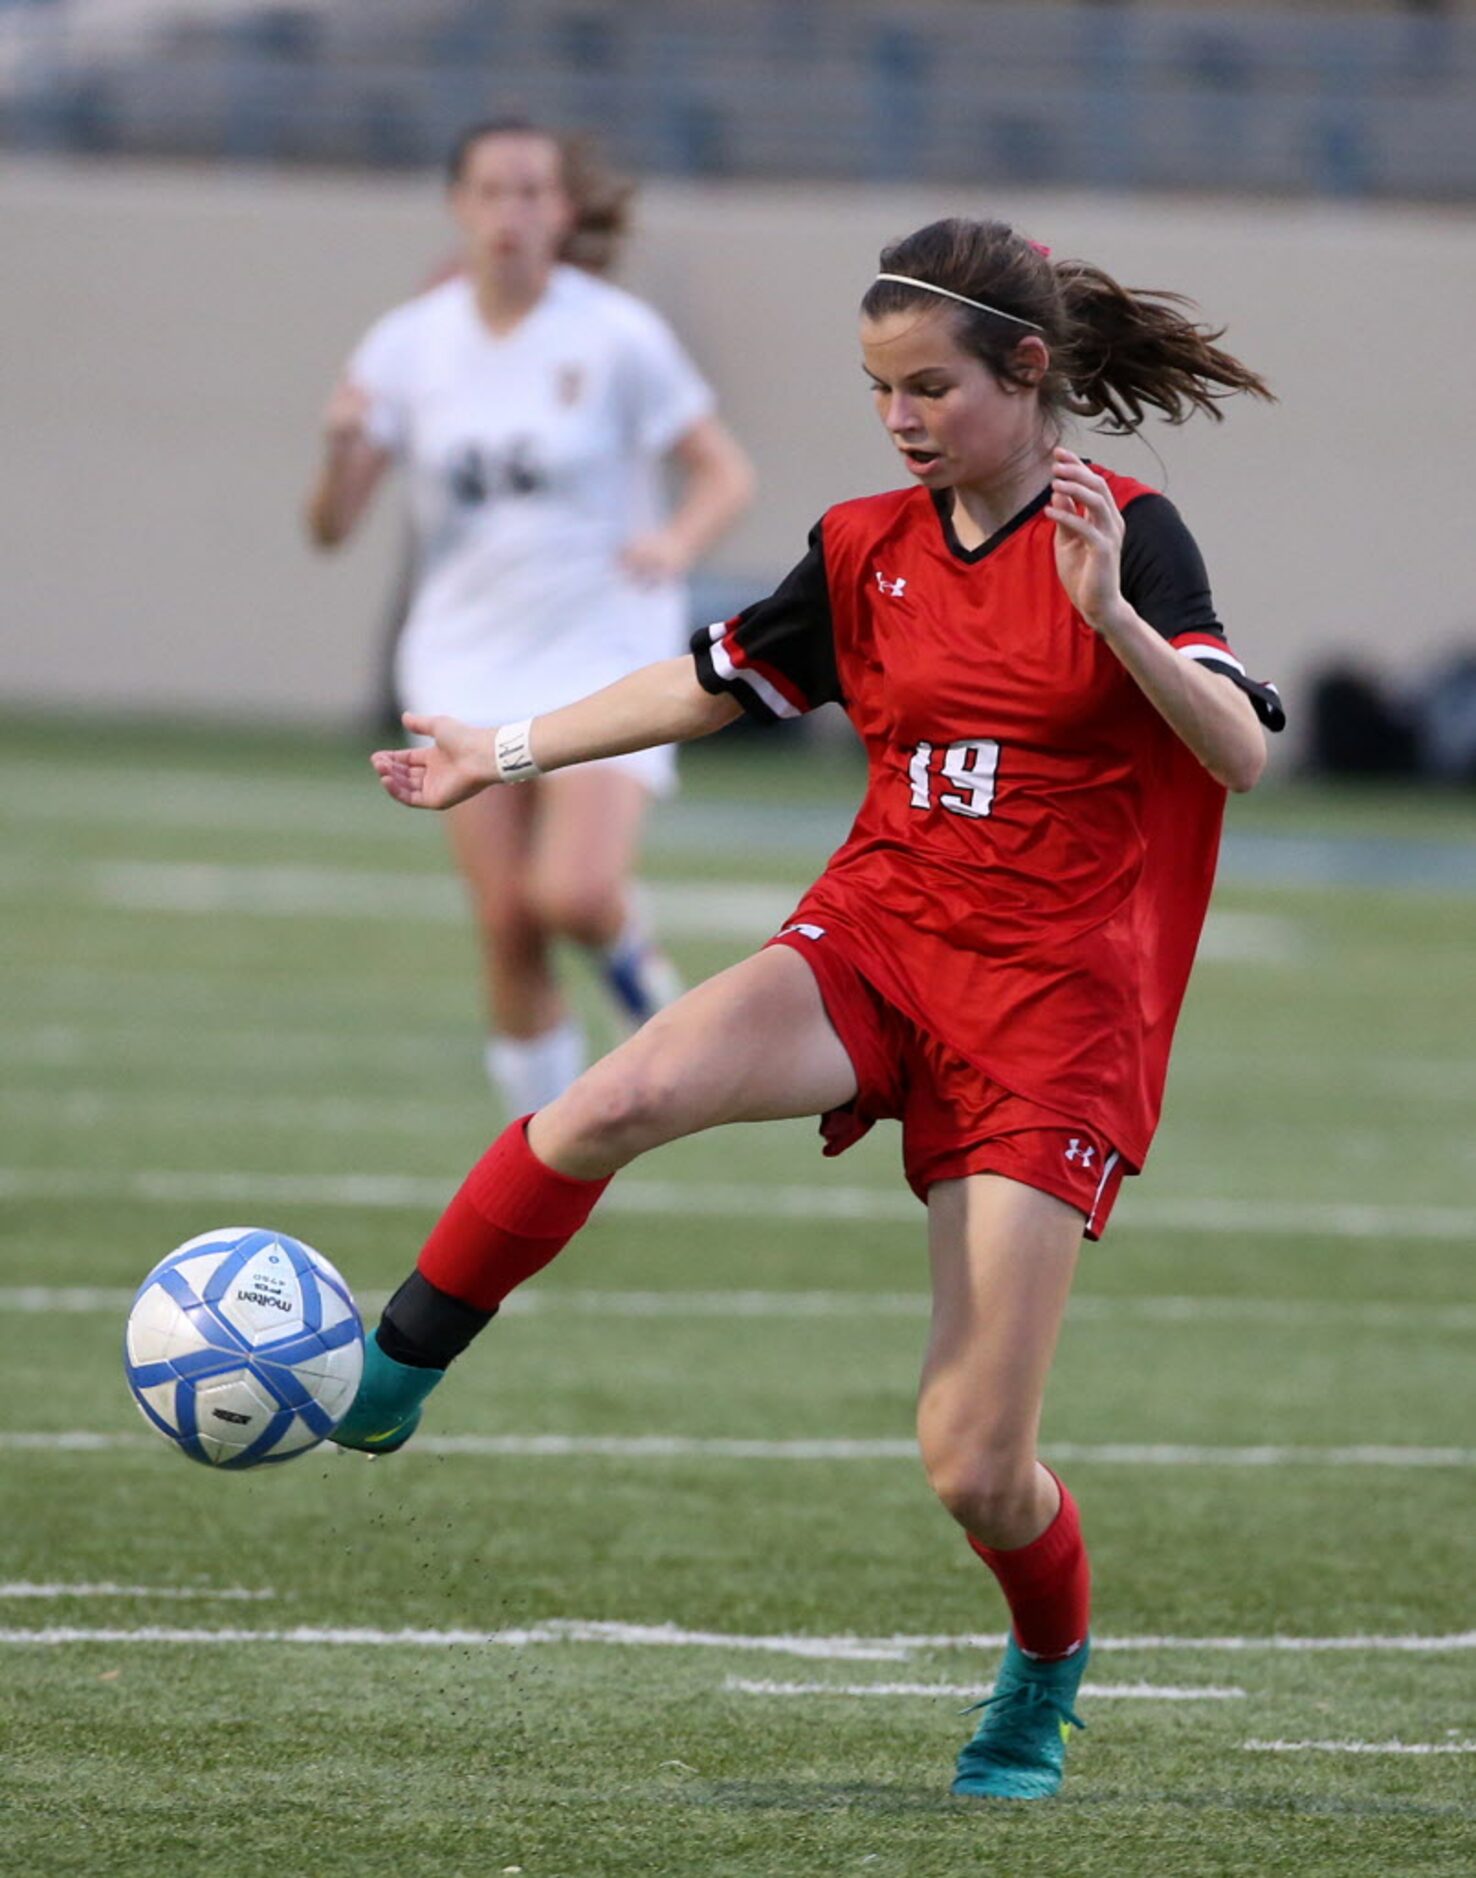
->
[968, 1472, 1090, 1661]
[417, 1117, 610, 1313]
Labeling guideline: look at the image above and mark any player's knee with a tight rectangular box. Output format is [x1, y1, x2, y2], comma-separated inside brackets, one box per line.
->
[921, 1442, 1038, 1546]
[468, 883, 539, 951]
[552, 1047, 688, 1160]
[526, 874, 620, 947]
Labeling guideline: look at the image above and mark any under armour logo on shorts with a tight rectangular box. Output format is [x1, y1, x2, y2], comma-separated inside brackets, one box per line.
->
[1064, 1138, 1096, 1168]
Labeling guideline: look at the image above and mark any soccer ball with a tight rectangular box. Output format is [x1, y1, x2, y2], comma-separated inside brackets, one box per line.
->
[123, 1227, 365, 1469]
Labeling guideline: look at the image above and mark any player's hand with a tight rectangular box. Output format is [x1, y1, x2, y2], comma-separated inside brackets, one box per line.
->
[620, 529, 693, 584]
[1046, 448, 1128, 632]
[323, 379, 373, 450]
[369, 714, 498, 810]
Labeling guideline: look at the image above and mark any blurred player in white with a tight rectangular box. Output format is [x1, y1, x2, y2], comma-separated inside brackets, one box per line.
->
[306, 117, 754, 1113]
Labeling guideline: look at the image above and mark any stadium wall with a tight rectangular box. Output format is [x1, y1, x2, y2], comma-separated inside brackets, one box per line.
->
[3, 158, 1474, 755]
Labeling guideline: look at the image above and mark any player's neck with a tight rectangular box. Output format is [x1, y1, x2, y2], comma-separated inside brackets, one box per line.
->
[948, 442, 1055, 551]
[472, 266, 553, 336]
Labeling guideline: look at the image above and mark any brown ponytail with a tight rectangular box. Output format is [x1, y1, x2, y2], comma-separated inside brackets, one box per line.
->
[1053, 261, 1271, 430]
[446, 116, 635, 277]
[861, 217, 1273, 434]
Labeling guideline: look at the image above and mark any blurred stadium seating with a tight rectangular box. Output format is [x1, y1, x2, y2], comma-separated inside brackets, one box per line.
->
[3, 2, 1473, 744]
[3, 0, 1475, 198]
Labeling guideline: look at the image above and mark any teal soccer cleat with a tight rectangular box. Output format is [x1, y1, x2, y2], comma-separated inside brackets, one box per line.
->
[951, 1634, 1089, 1800]
[329, 1330, 444, 1456]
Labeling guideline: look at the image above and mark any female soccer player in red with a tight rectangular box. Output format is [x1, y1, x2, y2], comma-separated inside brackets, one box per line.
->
[334, 216, 1283, 1800]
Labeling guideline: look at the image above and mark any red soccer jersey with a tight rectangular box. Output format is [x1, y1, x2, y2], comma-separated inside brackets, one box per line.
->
[692, 471, 1283, 1168]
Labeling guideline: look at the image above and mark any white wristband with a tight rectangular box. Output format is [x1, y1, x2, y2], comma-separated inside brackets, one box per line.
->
[493, 719, 541, 784]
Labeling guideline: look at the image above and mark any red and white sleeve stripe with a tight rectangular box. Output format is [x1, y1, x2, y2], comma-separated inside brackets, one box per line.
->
[701, 620, 811, 721]
[1170, 630, 1285, 730]
[1172, 630, 1248, 675]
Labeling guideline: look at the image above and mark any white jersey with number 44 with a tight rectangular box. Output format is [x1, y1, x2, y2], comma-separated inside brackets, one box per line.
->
[349, 264, 715, 726]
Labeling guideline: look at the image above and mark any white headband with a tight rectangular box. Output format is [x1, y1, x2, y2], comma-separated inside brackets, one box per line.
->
[872, 273, 1044, 332]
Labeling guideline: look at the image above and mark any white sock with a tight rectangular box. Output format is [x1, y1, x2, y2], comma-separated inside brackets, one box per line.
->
[484, 1017, 585, 1117]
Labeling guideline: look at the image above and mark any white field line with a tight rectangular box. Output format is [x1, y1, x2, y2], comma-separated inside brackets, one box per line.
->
[1171, 1052, 1476, 1102]
[0, 766, 839, 851]
[0, 1623, 907, 1660]
[0, 1620, 1472, 1660]
[14, 981, 1467, 1097]
[0, 1089, 476, 1138]
[0, 1583, 273, 1601]
[0, 768, 387, 837]
[81, 861, 1299, 964]
[1243, 1739, 1476, 1757]
[1360, 1061, 1476, 1101]
[90, 864, 797, 943]
[413, 1436, 1476, 1469]
[0, 1166, 461, 1211]
[7, 1284, 1475, 1334]
[16, 988, 1468, 1107]
[4, 1431, 1474, 1468]
[13, 967, 447, 1017]
[9, 1039, 1470, 1117]
[5, 1078, 1468, 1140]
[725, 1677, 1246, 1701]
[1, 1025, 467, 1074]
[2, 1166, 1474, 1242]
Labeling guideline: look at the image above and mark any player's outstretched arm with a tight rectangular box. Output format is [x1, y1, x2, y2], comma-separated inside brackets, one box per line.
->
[370, 655, 742, 810]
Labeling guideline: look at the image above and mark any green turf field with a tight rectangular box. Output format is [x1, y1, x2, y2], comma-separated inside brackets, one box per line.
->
[2, 713, 1474, 1876]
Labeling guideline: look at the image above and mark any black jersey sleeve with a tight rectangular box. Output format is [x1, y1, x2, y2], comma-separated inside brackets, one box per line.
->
[1120, 493, 1285, 732]
[690, 520, 842, 723]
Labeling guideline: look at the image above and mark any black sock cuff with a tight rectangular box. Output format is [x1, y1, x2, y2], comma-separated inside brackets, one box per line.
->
[379, 1270, 494, 1370]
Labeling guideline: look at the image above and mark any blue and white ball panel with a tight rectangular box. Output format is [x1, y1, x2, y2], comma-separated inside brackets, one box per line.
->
[123, 1228, 364, 1469]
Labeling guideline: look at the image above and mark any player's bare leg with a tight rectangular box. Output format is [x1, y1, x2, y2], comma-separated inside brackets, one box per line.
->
[446, 782, 582, 1113]
[529, 944, 856, 1175]
[530, 765, 683, 1030]
[919, 1175, 1090, 1799]
[919, 1176, 1079, 1548]
[333, 946, 855, 1452]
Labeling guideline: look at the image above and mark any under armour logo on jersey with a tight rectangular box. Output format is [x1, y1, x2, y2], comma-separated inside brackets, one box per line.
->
[778, 922, 827, 942]
[874, 571, 908, 598]
[1064, 1138, 1096, 1168]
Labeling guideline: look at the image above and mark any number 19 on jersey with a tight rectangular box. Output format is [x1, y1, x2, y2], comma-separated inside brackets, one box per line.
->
[908, 738, 1001, 820]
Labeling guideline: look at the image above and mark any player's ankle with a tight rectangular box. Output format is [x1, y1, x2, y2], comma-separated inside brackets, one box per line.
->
[378, 1270, 494, 1370]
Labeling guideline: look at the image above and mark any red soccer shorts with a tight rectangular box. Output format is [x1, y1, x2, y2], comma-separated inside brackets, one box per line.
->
[769, 927, 1129, 1239]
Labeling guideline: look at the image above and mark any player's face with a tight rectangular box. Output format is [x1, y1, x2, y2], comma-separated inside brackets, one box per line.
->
[450, 133, 574, 283]
[861, 308, 1048, 491]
